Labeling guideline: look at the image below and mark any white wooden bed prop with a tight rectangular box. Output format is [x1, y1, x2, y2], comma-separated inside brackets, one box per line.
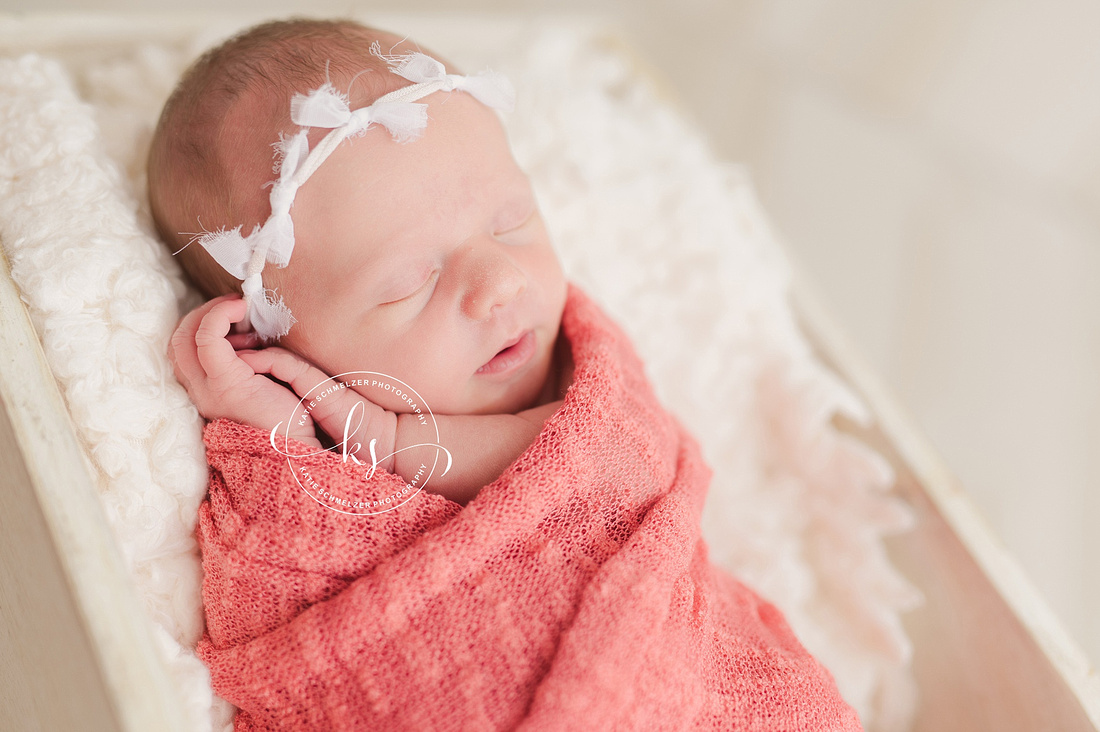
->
[790, 264, 1100, 732]
[0, 12, 1097, 732]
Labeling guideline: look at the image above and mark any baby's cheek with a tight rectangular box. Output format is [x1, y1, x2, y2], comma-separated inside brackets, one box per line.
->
[523, 241, 563, 280]
[534, 249, 567, 304]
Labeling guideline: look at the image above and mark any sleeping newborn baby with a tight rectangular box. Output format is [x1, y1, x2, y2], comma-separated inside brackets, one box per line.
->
[152, 20, 571, 505]
[149, 17, 863, 731]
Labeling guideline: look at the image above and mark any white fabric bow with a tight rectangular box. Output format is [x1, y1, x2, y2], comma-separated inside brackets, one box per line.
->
[291, 83, 428, 142]
[377, 43, 515, 113]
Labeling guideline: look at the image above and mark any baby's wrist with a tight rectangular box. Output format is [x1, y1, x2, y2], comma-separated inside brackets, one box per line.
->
[392, 412, 435, 483]
[210, 405, 321, 448]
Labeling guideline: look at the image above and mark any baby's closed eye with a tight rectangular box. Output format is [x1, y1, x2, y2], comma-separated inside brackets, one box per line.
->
[493, 205, 538, 243]
[379, 267, 439, 306]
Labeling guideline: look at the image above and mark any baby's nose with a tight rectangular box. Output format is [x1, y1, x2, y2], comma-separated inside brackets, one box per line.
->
[457, 239, 526, 321]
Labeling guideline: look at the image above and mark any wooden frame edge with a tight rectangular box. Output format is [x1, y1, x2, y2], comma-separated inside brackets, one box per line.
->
[784, 247, 1100, 728]
[0, 246, 190, 731]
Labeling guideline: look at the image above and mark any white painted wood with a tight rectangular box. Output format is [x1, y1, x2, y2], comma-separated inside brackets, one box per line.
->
[787, 247, 1100, 731]
[0, 246, 190, 730]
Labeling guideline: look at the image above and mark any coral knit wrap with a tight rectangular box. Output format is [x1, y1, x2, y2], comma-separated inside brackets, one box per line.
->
[196, 282, 863, 731]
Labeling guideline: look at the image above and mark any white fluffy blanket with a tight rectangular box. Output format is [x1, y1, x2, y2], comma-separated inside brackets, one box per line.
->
[0, 15, 921, 732]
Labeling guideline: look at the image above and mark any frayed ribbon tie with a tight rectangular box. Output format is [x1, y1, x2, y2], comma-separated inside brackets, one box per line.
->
[291, 83, 429, 143]
[377, 44, 515, 113]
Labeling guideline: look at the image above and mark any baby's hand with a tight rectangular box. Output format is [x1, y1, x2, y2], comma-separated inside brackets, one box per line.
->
[234, 344, 399, 472]
[168, 295, 396, 466]
[168, 294, 317, 444]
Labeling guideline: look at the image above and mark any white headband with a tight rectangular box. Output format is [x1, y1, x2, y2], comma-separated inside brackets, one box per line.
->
[187, 42, 515, 342]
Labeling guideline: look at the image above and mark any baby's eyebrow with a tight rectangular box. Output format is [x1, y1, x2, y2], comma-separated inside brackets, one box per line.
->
[339, 251, 430, 308]
[493, 177, 534, 206]
[494, 198, 534, 229]
[329, 250, 388, 301]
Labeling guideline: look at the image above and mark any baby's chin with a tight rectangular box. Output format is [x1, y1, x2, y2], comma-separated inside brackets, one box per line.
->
[463, 377, 546, 416]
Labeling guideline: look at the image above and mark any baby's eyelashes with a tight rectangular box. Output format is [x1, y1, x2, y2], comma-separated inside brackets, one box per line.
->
[493, 210, 538, 244]
[491, 193, 538, 240]
[380, 268, 439, 306]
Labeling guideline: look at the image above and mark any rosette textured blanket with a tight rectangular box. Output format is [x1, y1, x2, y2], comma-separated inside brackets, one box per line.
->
[197, 283, 861, 731]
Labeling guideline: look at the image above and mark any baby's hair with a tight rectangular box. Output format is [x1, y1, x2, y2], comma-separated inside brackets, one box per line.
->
[147, 18, 424, 301]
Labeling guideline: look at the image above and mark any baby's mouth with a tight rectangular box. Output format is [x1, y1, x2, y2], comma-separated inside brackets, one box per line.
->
[477, 330, 536, 375]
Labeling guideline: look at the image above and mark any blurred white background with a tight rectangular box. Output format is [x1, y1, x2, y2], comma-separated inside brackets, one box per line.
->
[3, 0, 1096, 671]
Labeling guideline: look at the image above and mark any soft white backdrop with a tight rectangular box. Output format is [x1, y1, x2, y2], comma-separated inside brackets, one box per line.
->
[3, 0, 1096, 672]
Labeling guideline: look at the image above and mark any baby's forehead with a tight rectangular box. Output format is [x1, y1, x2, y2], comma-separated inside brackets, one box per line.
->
[294, 93, 523, 218]
[281, 98, 529, 288]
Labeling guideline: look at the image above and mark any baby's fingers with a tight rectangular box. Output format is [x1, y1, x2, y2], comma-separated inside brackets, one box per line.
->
[194, 297, 254, 384]
[238, 348, 393, 464]
[236, 346, 331, 406]
[170, 294, 242, 389]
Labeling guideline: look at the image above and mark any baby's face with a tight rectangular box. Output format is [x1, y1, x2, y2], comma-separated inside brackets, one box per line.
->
[276, 91, 567, 416]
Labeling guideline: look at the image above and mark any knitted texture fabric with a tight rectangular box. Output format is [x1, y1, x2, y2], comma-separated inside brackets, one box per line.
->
[196, 282, 862, 731]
